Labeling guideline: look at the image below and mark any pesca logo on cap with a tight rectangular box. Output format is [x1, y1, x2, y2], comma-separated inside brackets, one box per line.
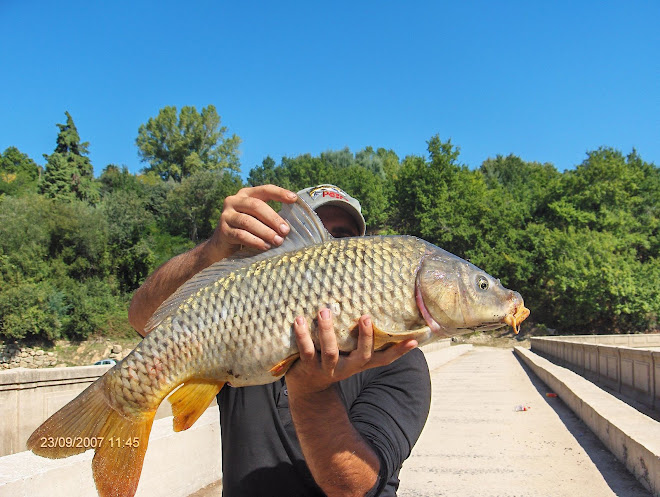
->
[308, 185, 348, 201]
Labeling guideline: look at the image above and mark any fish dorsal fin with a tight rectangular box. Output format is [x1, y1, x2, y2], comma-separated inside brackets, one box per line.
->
[143, 198, 331, 334]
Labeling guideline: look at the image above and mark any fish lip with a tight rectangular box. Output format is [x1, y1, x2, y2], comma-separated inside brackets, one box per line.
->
[415, 272, 443, 335]
[504, 305, 531, 334]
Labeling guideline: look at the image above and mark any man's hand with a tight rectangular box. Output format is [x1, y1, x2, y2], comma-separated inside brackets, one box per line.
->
[129, 184, 296, 335]
[207, 185, 297, 261]
[286, 308, 418, 396]
[285, 309, 417, 496]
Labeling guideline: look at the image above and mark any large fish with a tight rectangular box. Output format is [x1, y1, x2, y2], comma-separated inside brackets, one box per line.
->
[27, 199, 529, 497]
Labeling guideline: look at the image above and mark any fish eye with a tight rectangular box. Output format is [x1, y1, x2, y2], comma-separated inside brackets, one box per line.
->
[477, 276, 489, 291]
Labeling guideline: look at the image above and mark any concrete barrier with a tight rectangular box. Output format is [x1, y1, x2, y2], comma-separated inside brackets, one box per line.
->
[0, 338, 455, 458]
[0, 408, 221, 497]
[531, 335, 660, 410]
[0, 365, 216, 457]
[515, 346, 660, 496]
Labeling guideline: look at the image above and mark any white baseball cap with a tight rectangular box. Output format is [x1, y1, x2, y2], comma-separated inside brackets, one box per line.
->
[296, 184, 366, 236]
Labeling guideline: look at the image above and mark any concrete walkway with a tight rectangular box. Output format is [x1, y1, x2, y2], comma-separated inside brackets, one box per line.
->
[398, 347, 651, 497]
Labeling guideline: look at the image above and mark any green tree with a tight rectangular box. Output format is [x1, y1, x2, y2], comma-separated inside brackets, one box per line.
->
[393, 136, 492, 257]
[0, 195, 124, 340]
[40, 112, 99, 203]
[163, 170, 243, 242]
[480, 154, 560, 218]
[547, 148, 659, 259]
[136, 105, 241, 182]
[101, 190, 155, 291]
[0, 147, 41, 196]
[248, 148, 391, 230]
[99, 165, 146, 197]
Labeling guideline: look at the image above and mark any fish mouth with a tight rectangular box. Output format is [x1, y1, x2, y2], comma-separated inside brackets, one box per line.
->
[504, 305, 530, 334]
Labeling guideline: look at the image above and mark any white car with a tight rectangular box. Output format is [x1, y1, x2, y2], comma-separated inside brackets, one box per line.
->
[94, 359, 117, 366]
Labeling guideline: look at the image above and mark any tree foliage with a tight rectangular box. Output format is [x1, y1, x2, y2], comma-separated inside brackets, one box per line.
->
[0, 146, 40, 196]
[1, 108, 658, 341]
[40, 112, 99, 203]
[136, 105, 241, 182]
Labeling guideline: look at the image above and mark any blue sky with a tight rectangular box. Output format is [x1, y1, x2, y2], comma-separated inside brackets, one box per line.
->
[1, 1, 658, 179]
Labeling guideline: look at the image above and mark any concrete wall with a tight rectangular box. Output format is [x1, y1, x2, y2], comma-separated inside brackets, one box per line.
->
[515, 347, 660, 497]
[0, 365, 214, 457]
[533, 334, 660, 347]
[0, 339, 453, 458]
[531, 335, 660, 410]
[0, 409, 221, 497]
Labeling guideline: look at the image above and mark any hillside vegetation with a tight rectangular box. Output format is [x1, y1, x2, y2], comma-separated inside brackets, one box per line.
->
[1, 108, 658, 344]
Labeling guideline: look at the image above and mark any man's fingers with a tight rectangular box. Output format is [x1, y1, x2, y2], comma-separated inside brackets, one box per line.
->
[225, 211, 282, 249]
[222, 226, 271, 251]
[243, 185, 297, 204]
[317, 308, 339, 372]
[228, 196, 290, 239]
[293, 316, 316, 363]
[354, 315, 374, 365]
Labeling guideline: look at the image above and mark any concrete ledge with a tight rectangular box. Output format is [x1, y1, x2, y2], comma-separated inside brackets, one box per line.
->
[0, 407, 221, 497]
[423, 344, 472, 371]
[515, 346, 660, 497]
[531, 336, 660, 410]
[0, 365, 206, 456]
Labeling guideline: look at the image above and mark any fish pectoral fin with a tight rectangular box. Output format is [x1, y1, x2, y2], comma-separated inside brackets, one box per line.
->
[168, 380, 225, 432]
[372, 324, 432, 351]
[269, 353, 300, 377]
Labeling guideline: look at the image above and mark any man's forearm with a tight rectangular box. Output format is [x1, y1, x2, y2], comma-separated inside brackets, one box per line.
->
[128, 239, 226, 335]
[288, 385, 380, 497]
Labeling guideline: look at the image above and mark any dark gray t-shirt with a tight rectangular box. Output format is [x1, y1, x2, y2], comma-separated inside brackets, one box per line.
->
[218, 348, 431, 496]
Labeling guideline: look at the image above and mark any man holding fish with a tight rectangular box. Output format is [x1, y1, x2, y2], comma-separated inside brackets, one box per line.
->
[129, 184, 433, 497]
[28, 181, 528, 497]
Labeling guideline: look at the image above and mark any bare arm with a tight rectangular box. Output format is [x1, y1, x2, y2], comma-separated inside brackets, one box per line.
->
[128, 185, 297, 336]
[286, 311, 417, 497]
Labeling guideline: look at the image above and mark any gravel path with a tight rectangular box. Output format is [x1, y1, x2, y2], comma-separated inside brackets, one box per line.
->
[397, 347, 651, 497]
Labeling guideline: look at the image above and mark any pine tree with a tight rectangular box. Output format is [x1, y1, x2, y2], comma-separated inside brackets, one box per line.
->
[40, 112, 99, 203]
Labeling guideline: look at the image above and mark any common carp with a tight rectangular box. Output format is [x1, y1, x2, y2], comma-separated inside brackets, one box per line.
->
[27, 199, 529, 497]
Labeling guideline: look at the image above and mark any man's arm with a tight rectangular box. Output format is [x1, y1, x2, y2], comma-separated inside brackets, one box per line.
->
[286, 311, 418, 497]
[128, 185, 296, 335]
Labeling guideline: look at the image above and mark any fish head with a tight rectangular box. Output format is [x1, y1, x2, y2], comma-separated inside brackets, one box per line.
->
[416, 247, 530, 336]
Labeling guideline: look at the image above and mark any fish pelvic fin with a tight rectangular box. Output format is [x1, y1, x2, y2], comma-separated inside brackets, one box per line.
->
[26, 378, 156, 497]
[269, 353, 300, 377]
[168, 380, 225, 432]
[371, 324, 432, 351]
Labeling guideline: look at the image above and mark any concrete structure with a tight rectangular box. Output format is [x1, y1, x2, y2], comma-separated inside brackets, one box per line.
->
[0, 340, 459, 497]
[0, 409, 221, 497]
[0, 339, 453, 458]
[516, 346, 660, 496]
[3, 343, 657, 496]
[0, 365, 195, 457]
[531, 335, 660, 410]
[400, 346, 652, 497]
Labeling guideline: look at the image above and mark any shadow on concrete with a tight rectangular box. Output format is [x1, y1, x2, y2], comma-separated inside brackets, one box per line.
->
[512, 350, 652, 497]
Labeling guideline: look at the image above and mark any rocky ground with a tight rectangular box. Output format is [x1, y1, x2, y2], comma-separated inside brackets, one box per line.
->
[0, 336, 140, 369]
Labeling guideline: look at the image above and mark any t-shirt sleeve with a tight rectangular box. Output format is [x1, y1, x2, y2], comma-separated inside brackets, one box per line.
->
[348, 348, 431, 496]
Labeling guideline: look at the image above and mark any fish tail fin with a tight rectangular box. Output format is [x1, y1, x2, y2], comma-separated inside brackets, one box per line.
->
[26, 378, 156, 497]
